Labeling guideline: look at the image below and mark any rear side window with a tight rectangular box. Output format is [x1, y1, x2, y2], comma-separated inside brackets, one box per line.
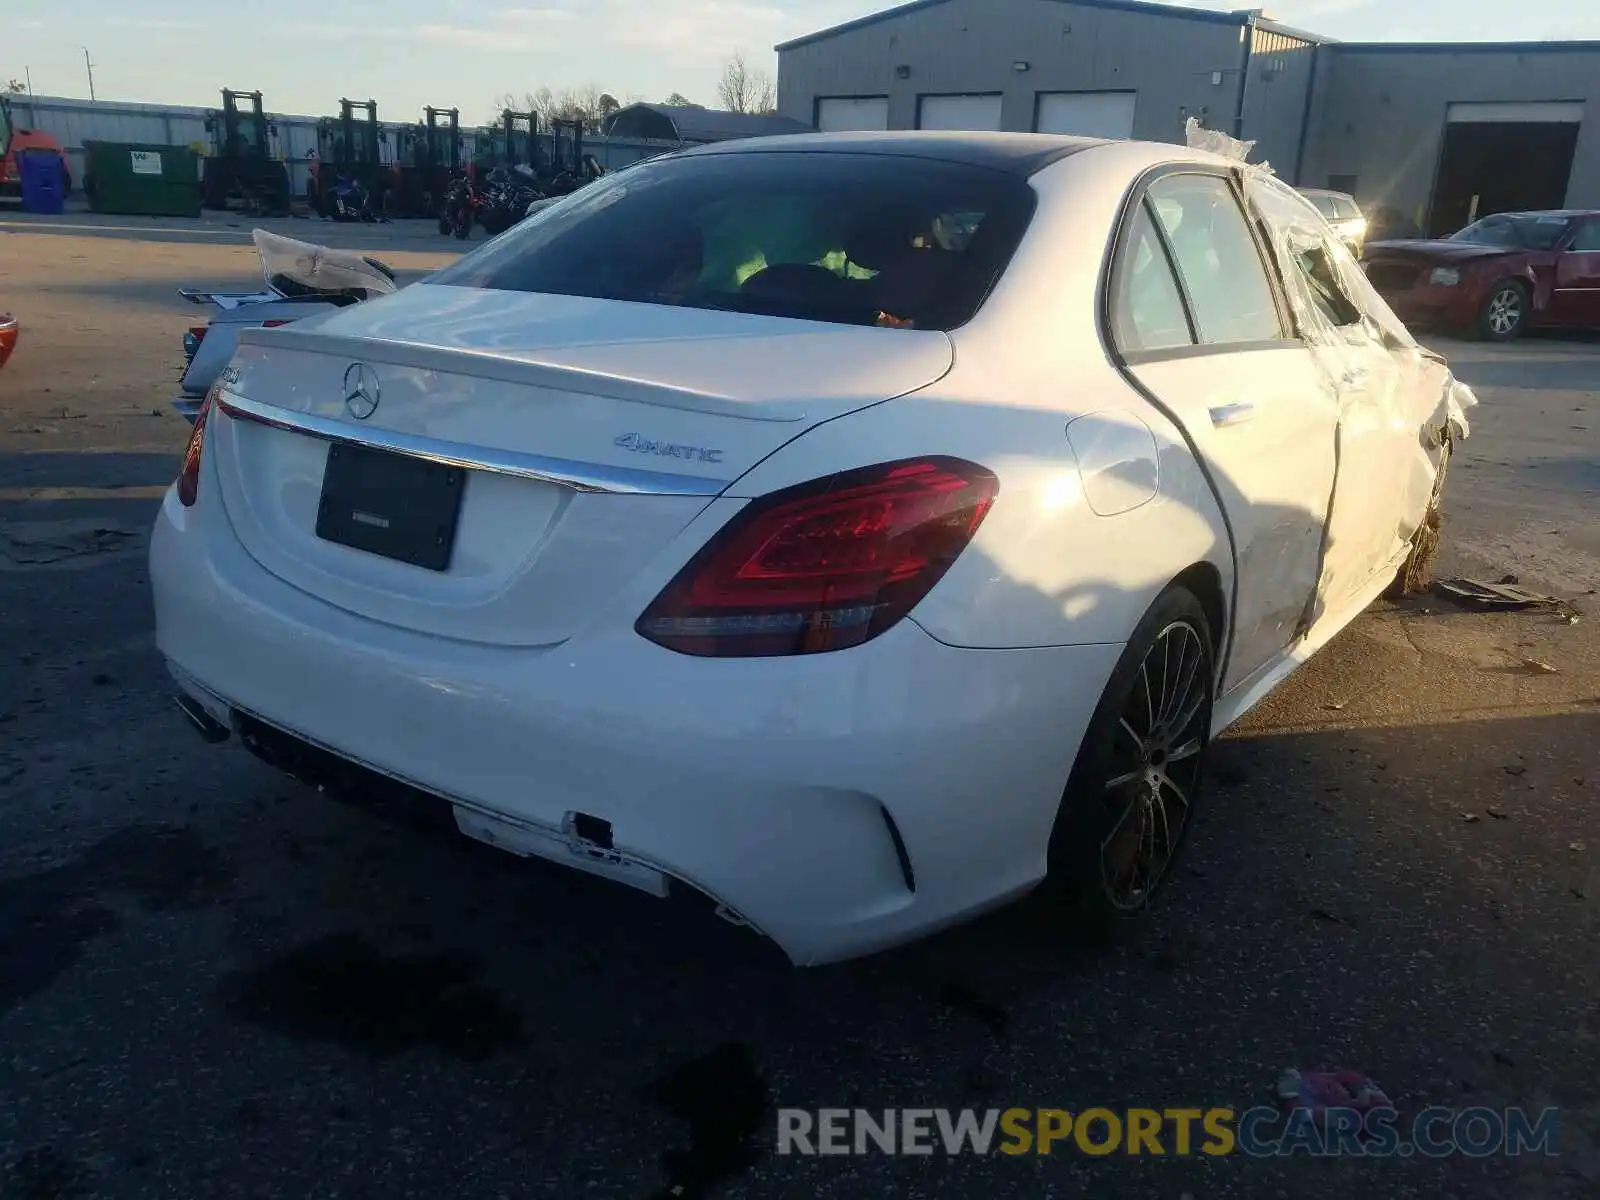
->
[1146, 174, 1285, 345]
[429, 151, 1036, 331]
[1572, 220, 1600, 252]
[1110, 204, 1192, 353]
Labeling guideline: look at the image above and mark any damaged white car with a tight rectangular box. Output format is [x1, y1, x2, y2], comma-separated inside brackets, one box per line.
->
[150, 131, 1472, 965]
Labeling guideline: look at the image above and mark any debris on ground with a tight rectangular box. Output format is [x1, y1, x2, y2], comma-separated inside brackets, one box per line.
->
[1462, 812, 1482, 824]
[1505, 764, 1528, 777]
[1308, 907, 1358, 929]
[1573, 842, 1589, 853]
[1433, 577, 1581, 622]
[0, 522, 139, 566]
[1486, 808, 1509, 820]
[1277, 1068, 1393, 1120]
[1521, 658, 1560, 675]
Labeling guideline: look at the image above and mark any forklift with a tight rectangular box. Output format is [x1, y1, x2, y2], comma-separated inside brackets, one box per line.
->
[201, 89, 290, 215]
[393, 106, 459, 218]
[475, 108, 540, 173]
[311, 98, 386, 218]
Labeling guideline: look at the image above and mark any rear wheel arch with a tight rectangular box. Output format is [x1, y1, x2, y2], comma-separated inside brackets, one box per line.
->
[1168, 561, 1226, 658]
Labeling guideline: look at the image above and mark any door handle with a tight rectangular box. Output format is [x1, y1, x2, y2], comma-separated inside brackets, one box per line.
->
[1209, 403, 1256, 428]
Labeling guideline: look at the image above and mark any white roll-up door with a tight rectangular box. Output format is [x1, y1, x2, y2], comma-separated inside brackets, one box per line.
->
[917, 94, 1003, 131]
[816, 97, 889, 132]
[1035, 91, 1137, 139]
[1446, 102, 1584, 124]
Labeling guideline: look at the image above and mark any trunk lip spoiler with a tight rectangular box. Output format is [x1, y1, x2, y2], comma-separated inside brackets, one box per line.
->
[234, 325, 820, 425]
[215, 390, 729, 497]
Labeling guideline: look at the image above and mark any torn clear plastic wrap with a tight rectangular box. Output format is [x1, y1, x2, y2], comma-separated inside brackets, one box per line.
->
[1184, 117, 1266, 172]
[251, 229, 397, 300]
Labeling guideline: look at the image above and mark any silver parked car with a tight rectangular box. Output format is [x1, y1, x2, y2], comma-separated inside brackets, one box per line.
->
[1299, 188, 1368, 255]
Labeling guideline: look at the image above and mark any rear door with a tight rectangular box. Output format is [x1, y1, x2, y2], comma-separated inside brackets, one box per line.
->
[1109, 170, 1338, 691]
[1548, 217, 1600, 327]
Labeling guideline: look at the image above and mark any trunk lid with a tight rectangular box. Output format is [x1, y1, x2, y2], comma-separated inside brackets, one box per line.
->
[210, 284, 953, 648]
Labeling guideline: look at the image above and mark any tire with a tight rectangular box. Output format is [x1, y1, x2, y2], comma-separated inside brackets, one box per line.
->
[1046, 586, 1215, 940]
[1477, 280, 1529, 342]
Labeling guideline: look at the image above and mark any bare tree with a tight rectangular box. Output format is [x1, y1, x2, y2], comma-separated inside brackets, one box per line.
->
[716, 52, 776, 115]
[491, 84, 614, 130]
[5, 79, 27, 93]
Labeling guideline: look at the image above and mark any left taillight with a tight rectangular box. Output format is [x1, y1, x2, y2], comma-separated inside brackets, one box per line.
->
[636, 457, 999, 658]
[177, 385, 217, 508]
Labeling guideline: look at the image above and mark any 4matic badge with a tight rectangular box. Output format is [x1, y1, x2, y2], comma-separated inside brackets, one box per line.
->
[614, 432, 723, 465]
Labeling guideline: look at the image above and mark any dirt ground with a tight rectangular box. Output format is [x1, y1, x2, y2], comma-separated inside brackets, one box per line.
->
[1, 210, 1597, 1199]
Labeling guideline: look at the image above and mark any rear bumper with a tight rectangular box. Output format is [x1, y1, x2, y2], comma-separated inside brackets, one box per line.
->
[150, 478, 1121, 965]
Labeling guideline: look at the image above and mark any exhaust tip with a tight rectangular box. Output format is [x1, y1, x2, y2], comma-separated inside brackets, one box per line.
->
[174, 694, 230, 744]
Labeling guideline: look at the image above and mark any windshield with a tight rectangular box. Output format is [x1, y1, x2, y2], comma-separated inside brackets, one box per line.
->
[1451, 214, 1571, 250]
[429, 150, 1037, 330]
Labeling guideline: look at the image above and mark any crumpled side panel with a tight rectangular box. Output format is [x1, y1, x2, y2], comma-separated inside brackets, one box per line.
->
[1232, 171, 1476, 623]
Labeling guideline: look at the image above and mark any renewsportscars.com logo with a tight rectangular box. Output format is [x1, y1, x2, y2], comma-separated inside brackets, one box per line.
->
[776, 1107, 1562, 1159]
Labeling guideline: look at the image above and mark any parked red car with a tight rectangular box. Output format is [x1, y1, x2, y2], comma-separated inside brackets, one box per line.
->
[1361, 210, 1600, 341]
[0, 314, 17, 371]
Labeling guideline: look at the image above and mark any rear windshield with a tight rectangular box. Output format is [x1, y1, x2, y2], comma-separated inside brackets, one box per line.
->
[1306, 193, 1339, 219]
[429, 150, 1036, 331]
[1451, 214, 1571, 250]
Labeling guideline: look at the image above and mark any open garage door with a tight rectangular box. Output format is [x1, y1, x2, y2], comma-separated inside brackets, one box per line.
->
[816, 97, 889, 132]
[1428, 102, 1583, 236]
[1035, 91, 1137, 139]
[917, 94, 1003, 131]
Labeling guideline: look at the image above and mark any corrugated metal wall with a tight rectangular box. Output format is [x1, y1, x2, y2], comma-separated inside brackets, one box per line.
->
[777, 0, 1248, 143]
[1240, 26, 1318, 178]
[5, 94, 664, 201]
[1301, 47, 1600, 222]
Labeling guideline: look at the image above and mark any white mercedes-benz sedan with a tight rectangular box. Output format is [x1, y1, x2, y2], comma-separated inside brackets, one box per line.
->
[151, 132, 1473, 966]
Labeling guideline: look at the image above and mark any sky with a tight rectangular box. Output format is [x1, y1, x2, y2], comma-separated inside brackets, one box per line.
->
[7, 0, 1600, 121]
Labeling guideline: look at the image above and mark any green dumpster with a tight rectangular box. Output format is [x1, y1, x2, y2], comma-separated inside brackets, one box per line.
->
[84, 141, 203, 217]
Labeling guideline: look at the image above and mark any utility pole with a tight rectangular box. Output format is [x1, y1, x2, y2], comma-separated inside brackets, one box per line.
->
[83, 48, 96, 102]
[25, 67, 35, 103]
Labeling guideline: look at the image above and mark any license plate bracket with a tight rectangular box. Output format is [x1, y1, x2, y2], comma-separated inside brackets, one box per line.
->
[315, 442, 466, 572]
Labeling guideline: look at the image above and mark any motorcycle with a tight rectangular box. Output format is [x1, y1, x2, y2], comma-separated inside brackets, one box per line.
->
[326, 172, 376, 223]
[440, 173, 481, 240]
[478, 164, 541, 237]
[172, 229, 398, 423]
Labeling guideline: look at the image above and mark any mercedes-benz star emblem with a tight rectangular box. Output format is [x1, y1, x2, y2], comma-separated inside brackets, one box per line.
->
[343, 362, 380, 421]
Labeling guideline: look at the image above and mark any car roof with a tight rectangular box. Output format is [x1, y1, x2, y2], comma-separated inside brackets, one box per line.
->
[671, 131, 1110, 176]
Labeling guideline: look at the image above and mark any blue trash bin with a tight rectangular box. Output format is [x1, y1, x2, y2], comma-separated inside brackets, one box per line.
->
[19, 152, 67, 215]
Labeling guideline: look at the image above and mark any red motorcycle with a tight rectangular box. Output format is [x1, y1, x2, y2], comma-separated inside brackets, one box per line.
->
[439, 172, 482, 241]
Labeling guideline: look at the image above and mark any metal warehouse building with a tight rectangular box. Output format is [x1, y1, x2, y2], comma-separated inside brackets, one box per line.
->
[776, 0, 1600, 236]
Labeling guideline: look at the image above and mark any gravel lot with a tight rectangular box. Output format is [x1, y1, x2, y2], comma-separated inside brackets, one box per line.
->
[1, 210, 1597, 1200]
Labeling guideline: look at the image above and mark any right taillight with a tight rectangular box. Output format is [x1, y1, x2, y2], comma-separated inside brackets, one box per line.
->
[176, 385, 217, 507]
[637, 457, 998, 657]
